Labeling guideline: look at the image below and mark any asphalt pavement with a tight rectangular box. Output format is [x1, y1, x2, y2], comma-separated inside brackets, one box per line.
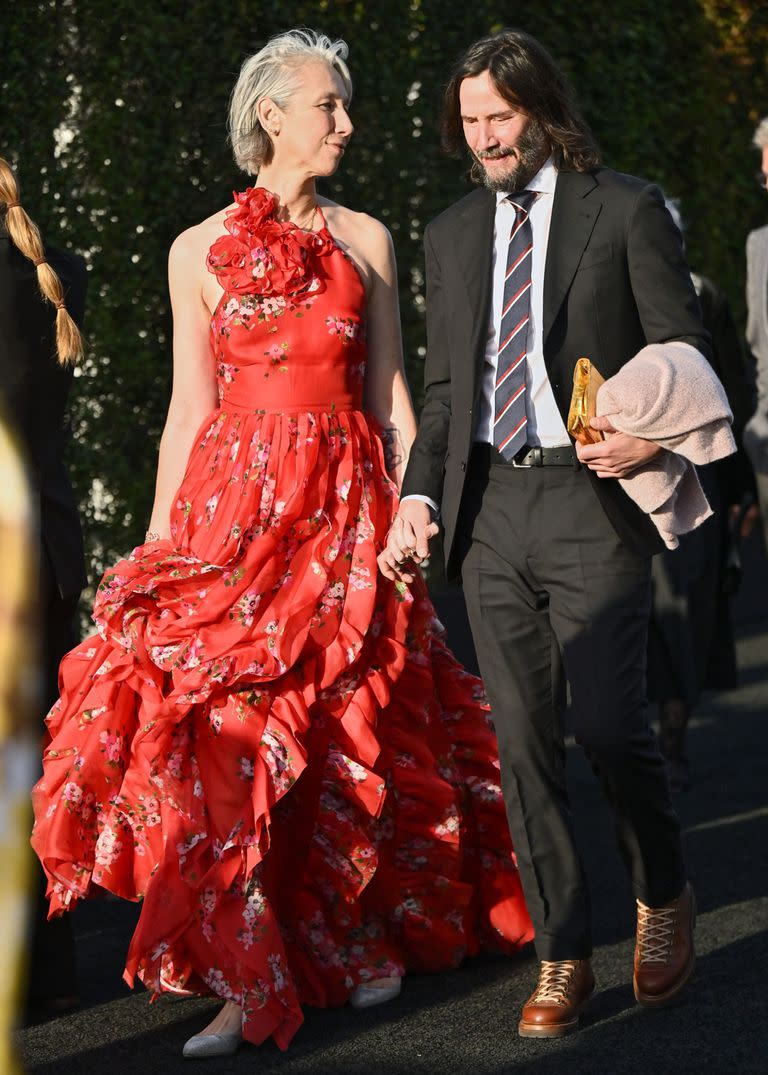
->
[15, 534, 768, 1075]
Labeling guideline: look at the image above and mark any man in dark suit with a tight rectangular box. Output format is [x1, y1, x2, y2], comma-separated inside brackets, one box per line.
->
[0, 220, 88, 1018]
[380, 29, 701, 1037]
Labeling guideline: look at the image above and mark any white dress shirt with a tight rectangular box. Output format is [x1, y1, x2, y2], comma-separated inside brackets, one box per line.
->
[403, 157, 568, 514]
[477, 157, 570, 447]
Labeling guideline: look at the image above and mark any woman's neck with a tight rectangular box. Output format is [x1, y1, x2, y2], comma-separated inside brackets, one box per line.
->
[256, 168, 317, 226]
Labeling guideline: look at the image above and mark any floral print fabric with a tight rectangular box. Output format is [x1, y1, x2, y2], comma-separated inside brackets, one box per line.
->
[31, 188, 532, 1050]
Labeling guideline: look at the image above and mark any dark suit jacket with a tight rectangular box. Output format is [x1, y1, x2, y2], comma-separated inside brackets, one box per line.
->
[0, 233, 88, 599]
[401, 167, 711, 576]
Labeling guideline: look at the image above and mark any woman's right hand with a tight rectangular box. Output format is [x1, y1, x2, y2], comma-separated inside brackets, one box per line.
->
[144, 527, 170, 544]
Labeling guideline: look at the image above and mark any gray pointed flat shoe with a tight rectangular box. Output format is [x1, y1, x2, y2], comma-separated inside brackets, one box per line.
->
[182, 1029, 242, 1058]
[350, 977, 402, 1009]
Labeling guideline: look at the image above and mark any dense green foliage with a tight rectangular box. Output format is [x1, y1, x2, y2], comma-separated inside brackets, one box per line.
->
[2, 0, 767, 587]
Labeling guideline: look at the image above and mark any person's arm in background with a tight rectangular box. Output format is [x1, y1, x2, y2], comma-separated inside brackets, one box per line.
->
[145, 229, 219, 541]
[710, 285, 753, 443]
[704, 278, 759, 525]
[742, 230, 768, 480]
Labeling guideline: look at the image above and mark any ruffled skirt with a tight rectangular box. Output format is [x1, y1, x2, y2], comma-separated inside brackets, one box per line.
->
[31, 407, 532, 1048]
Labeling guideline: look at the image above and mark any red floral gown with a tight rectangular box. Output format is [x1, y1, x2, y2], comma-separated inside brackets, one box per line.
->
[31, 187, 533, 1050]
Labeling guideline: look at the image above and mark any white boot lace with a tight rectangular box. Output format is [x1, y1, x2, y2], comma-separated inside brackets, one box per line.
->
[532, 961, 580, 1004]
[636, 903, 676, 964]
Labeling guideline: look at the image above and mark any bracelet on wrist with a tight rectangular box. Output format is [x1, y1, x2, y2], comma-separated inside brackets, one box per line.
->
[145, 529, 161, 542]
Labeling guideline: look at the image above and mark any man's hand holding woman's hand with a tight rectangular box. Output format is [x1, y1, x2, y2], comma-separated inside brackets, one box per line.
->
[378, 499, 439, 583]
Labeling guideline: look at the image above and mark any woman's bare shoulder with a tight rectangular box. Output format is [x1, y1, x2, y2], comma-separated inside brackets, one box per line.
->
[169, 203, 234, 266]
[322, 199, 390, 244]
[320, 200, 394, 282]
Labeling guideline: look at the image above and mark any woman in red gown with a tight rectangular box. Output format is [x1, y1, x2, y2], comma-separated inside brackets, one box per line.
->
[31, 29, 532, 1057]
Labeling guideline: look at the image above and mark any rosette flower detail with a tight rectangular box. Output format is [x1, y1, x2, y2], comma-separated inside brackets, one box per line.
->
[206, 186, 335, 296]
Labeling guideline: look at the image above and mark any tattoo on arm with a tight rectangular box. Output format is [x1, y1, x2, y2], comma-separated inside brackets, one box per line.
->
[381, 426, 405, 475]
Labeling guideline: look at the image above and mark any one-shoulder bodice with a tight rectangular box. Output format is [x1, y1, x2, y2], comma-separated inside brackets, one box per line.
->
[207, 187, 367, 414]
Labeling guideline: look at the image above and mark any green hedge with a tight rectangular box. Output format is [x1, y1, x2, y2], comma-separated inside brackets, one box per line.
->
[2, 0, 767, 589]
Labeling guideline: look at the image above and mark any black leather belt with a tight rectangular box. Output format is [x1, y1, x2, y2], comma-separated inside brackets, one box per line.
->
[469, 442, 579, 469]
[509, 444, 577, 467]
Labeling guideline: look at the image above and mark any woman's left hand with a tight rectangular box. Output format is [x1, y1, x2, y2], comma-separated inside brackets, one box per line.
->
[575, 415, 663, 478]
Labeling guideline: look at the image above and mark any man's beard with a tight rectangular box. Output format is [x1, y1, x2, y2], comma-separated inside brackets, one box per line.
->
[472, 120, 549, 192]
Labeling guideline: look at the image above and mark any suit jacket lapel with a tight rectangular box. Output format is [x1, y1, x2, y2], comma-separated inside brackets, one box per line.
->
[542, 170, 602, 346]
[453, 189, 496, 385]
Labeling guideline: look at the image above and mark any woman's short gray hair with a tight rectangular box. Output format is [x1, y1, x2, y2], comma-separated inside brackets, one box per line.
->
[753, 115, 768, 151]
[228, 28, 352, 175]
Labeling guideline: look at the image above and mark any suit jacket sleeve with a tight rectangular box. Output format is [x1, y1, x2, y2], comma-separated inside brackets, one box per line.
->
[400, 224, 452, 503]
[626, 184, 711, 359]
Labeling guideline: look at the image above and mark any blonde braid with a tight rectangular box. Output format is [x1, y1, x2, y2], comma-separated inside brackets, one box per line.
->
[0, 157, 84, 365]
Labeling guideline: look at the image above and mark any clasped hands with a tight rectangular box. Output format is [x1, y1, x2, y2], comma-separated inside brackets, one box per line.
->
[378, 500, 439, 583]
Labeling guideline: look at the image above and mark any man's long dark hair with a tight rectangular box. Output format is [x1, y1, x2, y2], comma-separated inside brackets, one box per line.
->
[441, 28, 601, 179]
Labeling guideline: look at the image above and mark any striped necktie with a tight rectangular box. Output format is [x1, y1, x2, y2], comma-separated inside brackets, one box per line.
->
[493, 190, 538, 460]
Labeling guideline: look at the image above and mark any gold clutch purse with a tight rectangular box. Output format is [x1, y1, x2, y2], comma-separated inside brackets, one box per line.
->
[567, 357, 605, 445]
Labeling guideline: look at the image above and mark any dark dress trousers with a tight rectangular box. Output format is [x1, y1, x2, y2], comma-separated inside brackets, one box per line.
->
[0, 230, 88, 1005]
[402, 168, 709, 959]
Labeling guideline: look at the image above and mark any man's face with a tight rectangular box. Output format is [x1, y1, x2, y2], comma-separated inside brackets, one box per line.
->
[459, 70, 548, 192]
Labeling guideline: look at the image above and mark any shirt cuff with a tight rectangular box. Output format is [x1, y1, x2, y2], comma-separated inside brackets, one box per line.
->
[400, 493, 441, 518]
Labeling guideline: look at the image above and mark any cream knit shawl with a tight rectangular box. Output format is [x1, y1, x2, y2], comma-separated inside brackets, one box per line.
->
[596, 342, 736, 549]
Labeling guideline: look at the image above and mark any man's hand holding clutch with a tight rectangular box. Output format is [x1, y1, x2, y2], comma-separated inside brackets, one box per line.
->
[378, 500, 439, 583]
[568, 358, 662, 478]
[576, 416, 663, 477]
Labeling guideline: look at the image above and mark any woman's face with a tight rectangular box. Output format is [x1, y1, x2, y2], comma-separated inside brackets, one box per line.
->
[271, 60, 353, 177]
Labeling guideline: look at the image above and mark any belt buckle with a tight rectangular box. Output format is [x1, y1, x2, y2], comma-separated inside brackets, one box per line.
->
[511, 446, 541, 468]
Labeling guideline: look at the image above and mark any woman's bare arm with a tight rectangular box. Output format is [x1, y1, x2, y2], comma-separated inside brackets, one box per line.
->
[358, 219, 417, 490]
[146, 228, 220, 540]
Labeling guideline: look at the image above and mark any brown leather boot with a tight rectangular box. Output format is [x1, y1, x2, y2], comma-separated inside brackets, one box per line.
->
[634, 882, 696, 1007]
[518, 960, 595, 1038]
